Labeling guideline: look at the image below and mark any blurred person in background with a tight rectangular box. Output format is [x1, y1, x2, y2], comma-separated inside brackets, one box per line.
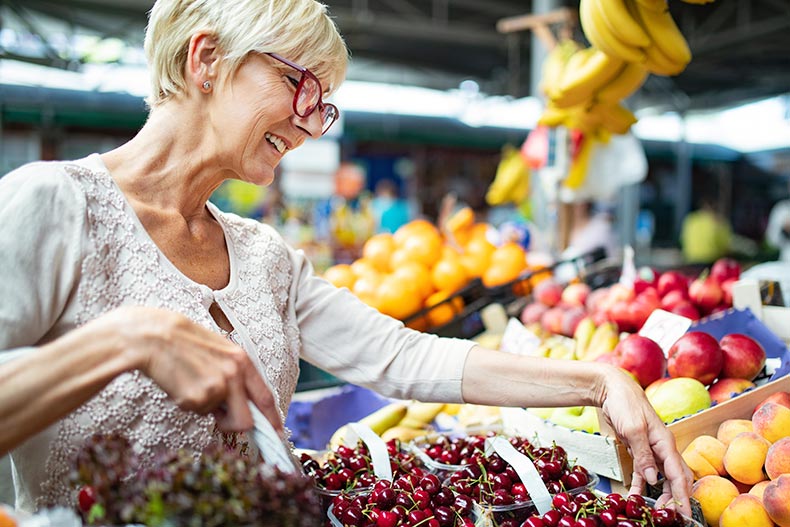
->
[766, 180, 790, 262]
[371, 178, 410, 233]
[562, 200, 619, 261]
[0, 0, 692, 514]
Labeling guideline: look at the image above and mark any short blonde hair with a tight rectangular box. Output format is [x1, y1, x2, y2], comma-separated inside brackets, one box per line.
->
[144, 0, 348, 107]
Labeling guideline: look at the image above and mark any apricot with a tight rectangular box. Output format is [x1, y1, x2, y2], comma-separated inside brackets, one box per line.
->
[690, 475, 739, 526]
[681, 435, 727, 479]
[753, 401, 790, 443]
[723, 432, 770, 484]
[719, 494, 774, 527]
[716, 418, 754, 445]
[749, 480, 772, 502]
[765, 436, 790, 480]
[764, 474, 790, 527]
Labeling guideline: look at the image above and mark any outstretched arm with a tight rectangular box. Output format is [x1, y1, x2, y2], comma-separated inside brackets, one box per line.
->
[461, 346, 693, 516]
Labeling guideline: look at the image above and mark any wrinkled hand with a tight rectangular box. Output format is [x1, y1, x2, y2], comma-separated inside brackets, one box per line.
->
[100, 306, 282, 434]
[599, 367, 693, 516]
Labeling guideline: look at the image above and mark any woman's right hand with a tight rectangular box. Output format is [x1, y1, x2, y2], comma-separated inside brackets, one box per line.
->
[99, 306, 282, 434]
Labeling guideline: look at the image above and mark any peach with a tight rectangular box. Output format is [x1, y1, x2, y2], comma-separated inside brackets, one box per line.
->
[681, 435, 727, 479]
[723, 432, 770, 484]
[764, 474, 790, 526]
[717, 418, 754, 445]
[719, 494, 774, 527]
[731, 479, 753, 494]
[691, 475, 739, 527]
[754, 391, 790, 415]
[765, 437, 790, 480]
[750, 480, 772, 502]
[753, 401, 790, 443]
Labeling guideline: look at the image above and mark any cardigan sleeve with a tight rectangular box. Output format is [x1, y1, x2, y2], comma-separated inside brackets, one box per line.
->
[287, 244, 475, 404]
[0, 163, 87, 351]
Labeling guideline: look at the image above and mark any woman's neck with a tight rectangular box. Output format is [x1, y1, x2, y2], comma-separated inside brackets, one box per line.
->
[100, 102, 226, 218]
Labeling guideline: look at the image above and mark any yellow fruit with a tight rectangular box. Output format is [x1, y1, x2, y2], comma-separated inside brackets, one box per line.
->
[323, 264, 356, 290]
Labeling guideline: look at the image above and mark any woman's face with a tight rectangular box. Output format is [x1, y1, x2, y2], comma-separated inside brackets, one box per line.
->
[210, 53, 327, 186]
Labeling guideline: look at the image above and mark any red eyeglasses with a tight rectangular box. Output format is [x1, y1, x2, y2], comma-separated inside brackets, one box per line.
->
[266, 52, 339, 135]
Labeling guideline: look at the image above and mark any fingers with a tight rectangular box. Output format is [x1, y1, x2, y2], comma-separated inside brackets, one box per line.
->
[629, 470, 645, 497]
[214, 366, 254, 432]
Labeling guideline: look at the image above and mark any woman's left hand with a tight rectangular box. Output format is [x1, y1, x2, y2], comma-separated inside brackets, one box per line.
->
[600, 367, 694, 517]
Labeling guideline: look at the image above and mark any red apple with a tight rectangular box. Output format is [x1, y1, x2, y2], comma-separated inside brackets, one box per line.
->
[710, 257, 741, 284]
[689, 277, 723, 314]
[667, 301, 700, 320]
[611, 334, 667, 388]
[634, 266, 659, 295]
[721, 278, 736, 306]
[657, 271, 689, 298]
[560, 307, 587, 337]
[595, 352, 620, 366]
[590, 310, 612, 326]
[660, 289, 689, 310]
[708, 377, 756, 405]
[535, 279, 563, 307]
[719, 333, 766, 380]
[754, 391, 790, 415]
[520, 302, 549, 325]
[667, 331, 723, 385]
[540, 307, 565, 334]
[607, 300, 634, 333]
[586, 287, 610, 313]
[561, 283, 591, 308]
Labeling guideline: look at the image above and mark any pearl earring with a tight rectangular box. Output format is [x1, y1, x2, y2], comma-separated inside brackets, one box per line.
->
[203, 80, 212, 91]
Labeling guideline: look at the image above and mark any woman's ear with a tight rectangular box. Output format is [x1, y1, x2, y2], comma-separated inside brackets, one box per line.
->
[187, 32, 220, 91]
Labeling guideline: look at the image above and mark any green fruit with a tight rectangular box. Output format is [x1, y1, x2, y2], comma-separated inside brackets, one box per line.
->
[647, 377, 712, 424]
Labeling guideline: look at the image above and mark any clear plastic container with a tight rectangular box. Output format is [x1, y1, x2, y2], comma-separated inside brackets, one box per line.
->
[408, 427, 505, 478]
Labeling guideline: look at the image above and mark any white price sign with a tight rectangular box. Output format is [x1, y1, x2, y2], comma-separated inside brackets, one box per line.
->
[638, 309, 693, 356]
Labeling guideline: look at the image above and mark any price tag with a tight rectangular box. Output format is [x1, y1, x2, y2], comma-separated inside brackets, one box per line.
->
[638, 309, 692, 356]
[500, 318, 542, 356]
[347, 422, 393, 481]
[485, 436, 552, 516]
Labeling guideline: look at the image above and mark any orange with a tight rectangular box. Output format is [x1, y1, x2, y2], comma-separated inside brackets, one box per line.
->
[391, 261, 434, 300]
[464, 236, 496, 259]
[431, 258, 469, 293]
[441, 244, 463, 262]
[459, 251, 490, 278]
[468, 223, 493, 243]
[393, 219, 439, 246]
[482, 261, 523, 288]
[362, 233, 395, 272]
[405, 315, 429, 332]
[0, 509, 16, 527]
[323, 264, 357, 290]
[425, 290, 464, 327]
[352, 271, 383, 299]
[350, 258, 380, 278]
[490, 242, 528, 271]
[377, 274, 423, 320]
[393, 227, 443, 268]
[446, 207, 475, 234]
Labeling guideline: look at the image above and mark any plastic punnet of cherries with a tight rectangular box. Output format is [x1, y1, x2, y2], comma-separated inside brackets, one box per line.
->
[444, 438, 593, 502]
[300, 439, 426, 493]
[522, 492, 689, 527]
[328, 473, 478, 527]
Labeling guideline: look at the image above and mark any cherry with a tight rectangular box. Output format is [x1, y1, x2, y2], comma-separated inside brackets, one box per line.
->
[336, 445, 355, 459]
[557, 515, 576, 527]
[433, 488, 455, 507]
[651, 507, 678, 527]
[542, 509, 562, 527]
[324, 473, 342, 491]
[492, 472, 512, 491]
[376, 510, 399, 527]
[524, 517, 547, 527]
[453, 494, 473, 514]
[413, 489, 431, 509]
[552, 492, 572, 510]
[598, 508, 618, 527]
[77, 486, 96, 513]
[342, 505, 364, 526]
[625, 494, 646, 519]
[433, 505, 454, 527]
[406, 509, 426, 524]
[605, 493, 626, 513]
[615, 520, 640, 527]
[420, 473, 441, 495]
[576, 518, 599, 527]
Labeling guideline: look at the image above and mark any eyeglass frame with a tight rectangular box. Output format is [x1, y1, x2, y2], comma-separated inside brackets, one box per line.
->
[266, 52, 339, 135]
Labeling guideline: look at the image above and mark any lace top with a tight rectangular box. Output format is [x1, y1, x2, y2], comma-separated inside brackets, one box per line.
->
[0, 155, 473, 512]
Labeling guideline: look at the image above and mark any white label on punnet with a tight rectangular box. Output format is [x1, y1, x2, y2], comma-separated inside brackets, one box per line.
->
[348, 422, 393, 481]
[247, 401, 299, 473]
[485, 436, 552, 516]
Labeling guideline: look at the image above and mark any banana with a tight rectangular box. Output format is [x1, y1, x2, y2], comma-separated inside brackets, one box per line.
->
[553, 48, 624, 109]
[635, 0, 668, 11]
[486, 146, 530, 206]
[679, 0, 715, 4]
[398, 401, 446, 429]
[573, 317, 597, 359]
[581, 321, 619, 361]
[633, 0, 691, 68]
[546, 47, 595, 101]
[540, 39, 579, 98]
[380, 425, 430, 443]
[538, 105, 568, 127]
[327, 402, 410, 448]
[564, 106, 602, 135]
[595, 62, 648, 103]
[597, 0, 651, 48]
[580, 0, 645, 64]
[643, 42, 686, 76]
[593, 103, 638, 135]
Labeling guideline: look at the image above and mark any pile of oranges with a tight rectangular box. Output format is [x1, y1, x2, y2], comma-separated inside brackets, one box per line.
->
[322, 208, 530, 329]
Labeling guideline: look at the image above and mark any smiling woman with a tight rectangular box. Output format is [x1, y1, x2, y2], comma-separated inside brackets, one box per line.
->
[0, 0, 693, 519]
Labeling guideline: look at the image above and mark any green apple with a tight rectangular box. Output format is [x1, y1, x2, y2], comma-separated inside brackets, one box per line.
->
[647, 377, 711, 424]
[549, 406, 601, 433]
[527, 407, 555, 420]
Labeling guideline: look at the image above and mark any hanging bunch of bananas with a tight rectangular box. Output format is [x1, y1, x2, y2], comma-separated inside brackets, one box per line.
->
[579, 0, 696, 77]
[485, 144, 531, 206]
[538, 41, 644, 140]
